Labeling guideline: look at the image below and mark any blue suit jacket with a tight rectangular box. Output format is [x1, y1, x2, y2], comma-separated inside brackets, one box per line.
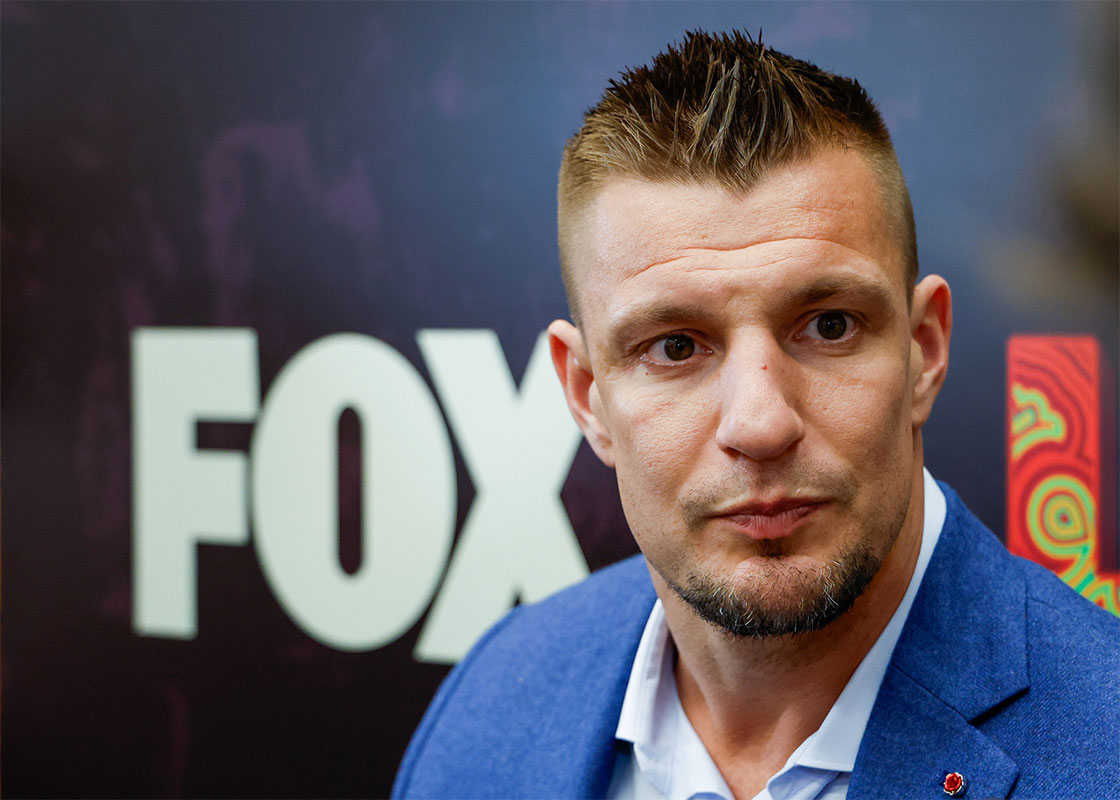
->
[394, 485, 1119, 798]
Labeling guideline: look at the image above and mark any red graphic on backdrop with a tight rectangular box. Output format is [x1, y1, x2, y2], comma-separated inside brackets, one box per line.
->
[1006, 336, 1119, 615]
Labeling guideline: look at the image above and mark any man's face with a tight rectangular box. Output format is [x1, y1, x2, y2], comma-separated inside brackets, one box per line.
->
[552, 148, 949, 636]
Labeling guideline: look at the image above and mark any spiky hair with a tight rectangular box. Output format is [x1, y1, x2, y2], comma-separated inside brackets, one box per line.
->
[558, 30, 917, 322]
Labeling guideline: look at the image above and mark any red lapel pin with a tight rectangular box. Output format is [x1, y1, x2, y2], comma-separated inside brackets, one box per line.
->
[942, 772, 967, 797]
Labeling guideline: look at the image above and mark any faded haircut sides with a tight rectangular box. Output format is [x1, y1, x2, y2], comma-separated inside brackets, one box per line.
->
[557, 30, 918, 325]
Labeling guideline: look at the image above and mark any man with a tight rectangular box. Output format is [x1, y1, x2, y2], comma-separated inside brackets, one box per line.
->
[394, 31, 1118, 800]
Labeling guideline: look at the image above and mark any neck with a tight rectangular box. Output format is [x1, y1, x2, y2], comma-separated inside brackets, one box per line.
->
[659, 464, 927, 795]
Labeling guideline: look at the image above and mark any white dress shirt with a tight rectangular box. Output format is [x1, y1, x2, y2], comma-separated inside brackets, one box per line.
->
[607, 470, 947, 800]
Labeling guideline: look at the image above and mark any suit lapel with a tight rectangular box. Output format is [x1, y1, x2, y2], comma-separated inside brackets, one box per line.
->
[851, 665, 1020, 799]
[850, 484, 1028, 799]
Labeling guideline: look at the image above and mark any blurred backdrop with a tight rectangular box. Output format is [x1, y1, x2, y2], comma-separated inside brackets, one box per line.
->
[2, 2, 1117, 797]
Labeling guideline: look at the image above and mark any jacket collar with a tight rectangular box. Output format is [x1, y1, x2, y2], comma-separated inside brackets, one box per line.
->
[849, 483, 1027, 799]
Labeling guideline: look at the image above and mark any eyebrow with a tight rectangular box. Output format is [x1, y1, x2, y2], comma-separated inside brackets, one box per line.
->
[603, 272, 897, 354]
[605, 303, 721, 354]
[783, 274, 896, 310]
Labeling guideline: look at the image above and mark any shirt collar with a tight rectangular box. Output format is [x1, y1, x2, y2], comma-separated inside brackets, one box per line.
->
[615, 469, 947, 779]
[615, 599, 734, 797]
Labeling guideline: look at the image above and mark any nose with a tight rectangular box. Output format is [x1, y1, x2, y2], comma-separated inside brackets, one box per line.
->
[714, 342, 805, 461]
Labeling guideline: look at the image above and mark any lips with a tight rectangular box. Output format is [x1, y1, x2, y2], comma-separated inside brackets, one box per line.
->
[710, 498, 826, 540]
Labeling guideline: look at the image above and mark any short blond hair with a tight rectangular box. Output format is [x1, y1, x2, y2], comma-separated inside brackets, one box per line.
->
[558, 30, 917, 323]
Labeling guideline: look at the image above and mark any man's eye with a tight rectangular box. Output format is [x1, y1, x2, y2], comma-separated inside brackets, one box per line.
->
[646, 334, 696, 363]
[805, 311, 854, 342]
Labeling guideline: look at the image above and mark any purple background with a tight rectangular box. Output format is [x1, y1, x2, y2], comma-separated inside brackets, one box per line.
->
[2, 2, 1116, 797]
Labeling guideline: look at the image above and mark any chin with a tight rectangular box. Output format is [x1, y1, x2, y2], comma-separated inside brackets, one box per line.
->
[666, 542, 881, 639]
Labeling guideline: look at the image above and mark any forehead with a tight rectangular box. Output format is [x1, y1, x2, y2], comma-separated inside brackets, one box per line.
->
[569, 148, 906, 337]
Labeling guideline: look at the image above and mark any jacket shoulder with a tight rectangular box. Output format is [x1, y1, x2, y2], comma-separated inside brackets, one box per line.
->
[393, 555, 655, 799]
[1018, 553, 1119, 642]
[993, 557, 1120, 797]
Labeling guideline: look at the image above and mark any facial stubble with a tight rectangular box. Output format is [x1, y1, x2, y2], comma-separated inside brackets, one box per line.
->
[659, 482, 911, 639]
[664, 540, 882, 639]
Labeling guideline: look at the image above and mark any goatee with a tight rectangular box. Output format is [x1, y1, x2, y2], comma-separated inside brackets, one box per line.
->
[666, 542, 881, 638]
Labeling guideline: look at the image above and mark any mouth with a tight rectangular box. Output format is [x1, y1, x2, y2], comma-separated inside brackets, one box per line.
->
[710, 498, 827, 540]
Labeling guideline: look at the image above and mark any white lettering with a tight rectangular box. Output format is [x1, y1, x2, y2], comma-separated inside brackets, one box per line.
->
[251, 334, 456, 651]
[131, 328, 259, 638]
[414, 330, 587, 663]
[132, 326, 588, 661]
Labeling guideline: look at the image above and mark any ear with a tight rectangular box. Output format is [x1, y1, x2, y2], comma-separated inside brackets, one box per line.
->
[909, 275, 952, 429]
[547, 319, 615, 467]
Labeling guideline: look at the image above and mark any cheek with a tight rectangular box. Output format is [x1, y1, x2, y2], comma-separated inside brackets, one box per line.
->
[802, 362, 911, 459]
[607, 386, 715, 492]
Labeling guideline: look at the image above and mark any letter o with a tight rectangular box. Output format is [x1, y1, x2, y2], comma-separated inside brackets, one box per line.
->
[251, 334, 455, 650]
